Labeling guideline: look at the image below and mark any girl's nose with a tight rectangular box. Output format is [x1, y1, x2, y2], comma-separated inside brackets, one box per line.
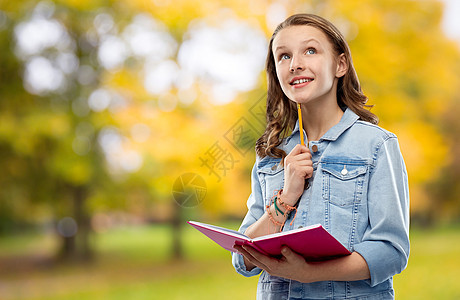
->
[289, 56, 304, 73]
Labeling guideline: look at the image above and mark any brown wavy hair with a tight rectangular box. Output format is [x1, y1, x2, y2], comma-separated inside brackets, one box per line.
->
[256, 14, 378, 159]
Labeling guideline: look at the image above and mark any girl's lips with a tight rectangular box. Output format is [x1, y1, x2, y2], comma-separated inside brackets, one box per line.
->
[290, 77, 314, 88]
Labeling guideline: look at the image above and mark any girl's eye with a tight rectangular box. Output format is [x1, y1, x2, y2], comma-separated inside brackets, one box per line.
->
[280, 54, 290, 60]
[306, 48, 316, 55]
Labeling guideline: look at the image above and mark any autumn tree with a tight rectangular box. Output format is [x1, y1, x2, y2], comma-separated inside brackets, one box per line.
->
[0, 0, 139, 260]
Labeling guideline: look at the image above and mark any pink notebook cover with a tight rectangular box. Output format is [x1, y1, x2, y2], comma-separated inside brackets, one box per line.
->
[187, 221, 351, 261]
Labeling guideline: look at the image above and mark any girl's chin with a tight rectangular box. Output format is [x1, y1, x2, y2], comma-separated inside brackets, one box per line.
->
[290, 98, 310, 104]
[287, 93, 312, 104]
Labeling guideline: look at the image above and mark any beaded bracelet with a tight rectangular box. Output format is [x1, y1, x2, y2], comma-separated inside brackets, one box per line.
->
[274, 189, 298, 226]
[266, 204, 284, 227]
[265, 190, 287, 230]
[276, 189, 297, 211]
[273, 197, 285, 216]
[265, 189, 299, 231]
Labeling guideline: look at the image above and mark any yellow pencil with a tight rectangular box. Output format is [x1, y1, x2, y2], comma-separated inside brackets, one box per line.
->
[297, 103, 305, 146]
[298, 103, 310, 190]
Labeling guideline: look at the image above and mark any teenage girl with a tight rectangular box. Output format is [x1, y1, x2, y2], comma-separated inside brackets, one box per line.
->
[233, 14, 409, 299]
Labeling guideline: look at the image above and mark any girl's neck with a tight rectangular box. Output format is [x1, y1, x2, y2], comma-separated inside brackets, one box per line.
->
[301, 101, 344, 142]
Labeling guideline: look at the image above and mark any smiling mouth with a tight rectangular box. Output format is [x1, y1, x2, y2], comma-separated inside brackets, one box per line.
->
[290, 78, 313, 85]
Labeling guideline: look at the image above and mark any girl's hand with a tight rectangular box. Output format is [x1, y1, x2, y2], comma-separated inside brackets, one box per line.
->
[282, 144, 313, 205]
[234, 244, 370, 284]
[234, 244, 309, 283]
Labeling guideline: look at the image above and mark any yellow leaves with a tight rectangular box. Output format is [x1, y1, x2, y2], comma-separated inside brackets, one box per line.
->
[28, 112, 70, 138]
[392, 121, 450, 212]
[0, 111, 70, 156]
[104, 85, 258, 212]
[0, 113, 17, 142]
[129, 0, 206, 32]
[397, 121, 449, 184]
[102, 69, 145, 97]
[54, 0, 111, 11]
[338, 0, 459, 204]
[221, 168, 252, 215]
[61, 158, 93, 185]
[1, 109, 93, 186]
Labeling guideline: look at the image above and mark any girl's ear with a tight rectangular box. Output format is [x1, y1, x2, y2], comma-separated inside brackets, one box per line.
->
[335, 53, 348, 78]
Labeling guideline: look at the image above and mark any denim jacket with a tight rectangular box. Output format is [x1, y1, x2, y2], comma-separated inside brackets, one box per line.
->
[232, 108, 410, 299]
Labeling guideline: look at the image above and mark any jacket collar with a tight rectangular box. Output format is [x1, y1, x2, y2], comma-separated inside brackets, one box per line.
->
[288, 107, 359, 143]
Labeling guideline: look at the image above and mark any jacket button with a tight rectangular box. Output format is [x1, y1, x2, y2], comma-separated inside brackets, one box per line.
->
[312, 145, 318, 152]
[271, 165, 277, 171]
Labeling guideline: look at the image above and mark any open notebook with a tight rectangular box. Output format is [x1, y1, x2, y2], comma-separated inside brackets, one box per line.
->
[188, 221, 351, 261]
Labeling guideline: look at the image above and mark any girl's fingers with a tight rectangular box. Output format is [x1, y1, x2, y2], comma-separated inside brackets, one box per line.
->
[293, 156, 313, 166]
[305, 166, 314, 178]
[234, 245, 271, 271]
[288, 144, 310, 156]
[291, 152, 312, 162]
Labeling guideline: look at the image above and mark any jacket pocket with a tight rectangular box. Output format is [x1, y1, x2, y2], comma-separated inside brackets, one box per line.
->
[321, 159, 368, 207]
[257, 272, 289, 300]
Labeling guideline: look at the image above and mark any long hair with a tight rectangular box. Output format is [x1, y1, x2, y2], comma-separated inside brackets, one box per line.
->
[256, 14, 378, 159]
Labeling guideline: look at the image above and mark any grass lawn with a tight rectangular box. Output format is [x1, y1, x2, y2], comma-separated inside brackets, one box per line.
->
[0, 222, 459, 299]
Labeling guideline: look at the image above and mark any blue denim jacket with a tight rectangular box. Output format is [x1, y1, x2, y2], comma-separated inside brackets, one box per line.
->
[232, 108, 410, 299]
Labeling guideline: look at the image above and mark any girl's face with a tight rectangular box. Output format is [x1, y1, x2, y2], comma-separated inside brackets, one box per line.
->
[272, 25, 346, 106]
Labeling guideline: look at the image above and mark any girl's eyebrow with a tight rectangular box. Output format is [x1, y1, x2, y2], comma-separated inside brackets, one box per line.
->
[274, 38, 321, 53]
[301, 38, 320, 46]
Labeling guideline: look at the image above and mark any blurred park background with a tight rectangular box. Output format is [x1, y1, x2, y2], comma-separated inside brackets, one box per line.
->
[0, 0, 460, 299]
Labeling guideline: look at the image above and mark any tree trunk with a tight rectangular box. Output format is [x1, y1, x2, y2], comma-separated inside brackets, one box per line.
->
[171, 201, 183, 260]
[60, 234, 76, 259]
[58, 185, 93, 261]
